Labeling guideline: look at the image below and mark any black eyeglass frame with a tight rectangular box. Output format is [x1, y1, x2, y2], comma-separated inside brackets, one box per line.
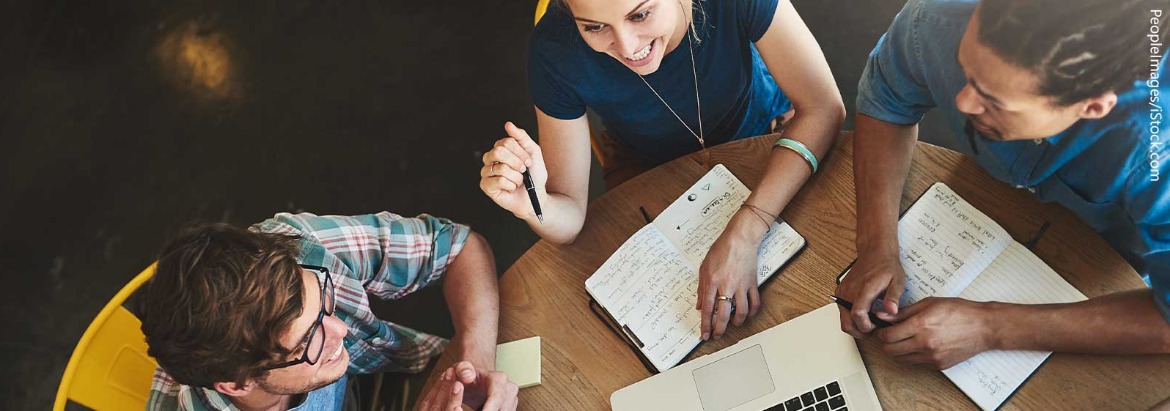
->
[260, 264, 336, 371]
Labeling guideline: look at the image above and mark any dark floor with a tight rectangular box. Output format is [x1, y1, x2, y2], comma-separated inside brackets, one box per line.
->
[1, 0, 938, 409]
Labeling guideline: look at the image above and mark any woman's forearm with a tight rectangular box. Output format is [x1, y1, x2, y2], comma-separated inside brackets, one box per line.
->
[747, 105, 843, 219]
[515, 189, 588, 245]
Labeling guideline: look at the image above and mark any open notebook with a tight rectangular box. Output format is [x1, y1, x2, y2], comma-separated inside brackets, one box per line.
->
[585, 165, 806, 372]
[881, 183, 1087, 411]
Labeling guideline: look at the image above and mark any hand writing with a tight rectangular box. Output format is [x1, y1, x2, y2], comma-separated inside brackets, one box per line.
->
[874, 297, 998, 370]
[835, 253, 906, 338]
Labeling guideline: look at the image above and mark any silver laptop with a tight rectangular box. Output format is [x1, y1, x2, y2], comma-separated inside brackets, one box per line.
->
[611, 304, 882, 411]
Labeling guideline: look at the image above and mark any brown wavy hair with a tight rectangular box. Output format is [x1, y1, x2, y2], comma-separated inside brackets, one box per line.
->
[139, 222, 305, 388]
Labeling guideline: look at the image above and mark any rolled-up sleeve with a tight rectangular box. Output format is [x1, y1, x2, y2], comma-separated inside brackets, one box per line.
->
[856, 0, 937, 126]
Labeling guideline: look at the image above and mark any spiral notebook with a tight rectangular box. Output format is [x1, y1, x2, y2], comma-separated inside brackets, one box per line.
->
[584, 165, 806, 372]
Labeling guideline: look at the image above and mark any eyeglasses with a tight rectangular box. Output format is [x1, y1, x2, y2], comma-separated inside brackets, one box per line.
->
[261, 264, 336, 371]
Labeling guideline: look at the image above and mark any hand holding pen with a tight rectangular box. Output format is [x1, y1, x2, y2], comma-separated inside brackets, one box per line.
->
[479, 122, 547, 222]
[830, 295, 894, 328]
[834, 255, 907, 337]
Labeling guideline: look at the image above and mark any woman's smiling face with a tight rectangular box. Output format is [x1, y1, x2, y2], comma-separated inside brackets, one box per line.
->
[566, 0, 690, 75]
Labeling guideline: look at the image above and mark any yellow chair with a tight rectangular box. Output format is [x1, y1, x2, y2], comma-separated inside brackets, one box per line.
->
[54, 264, 158, 411]
[534, 0, 551, 25]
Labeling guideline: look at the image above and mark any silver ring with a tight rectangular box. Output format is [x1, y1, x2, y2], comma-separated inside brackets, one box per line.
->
[490, 162, 499, 177]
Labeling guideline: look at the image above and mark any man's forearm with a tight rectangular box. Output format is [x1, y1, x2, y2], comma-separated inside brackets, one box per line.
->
[992, 288, 1170, 354]
[853, 114, 918, 257]
[443, 232, 501, 370]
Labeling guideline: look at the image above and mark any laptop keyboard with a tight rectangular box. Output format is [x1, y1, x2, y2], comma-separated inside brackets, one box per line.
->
[764, 381, 847, 411]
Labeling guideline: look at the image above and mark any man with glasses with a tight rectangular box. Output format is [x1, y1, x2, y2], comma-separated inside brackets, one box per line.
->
[139, 212, 518, 411]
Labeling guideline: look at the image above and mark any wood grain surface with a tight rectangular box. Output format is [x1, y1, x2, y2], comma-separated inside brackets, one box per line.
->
[423, 132, 1170, 410]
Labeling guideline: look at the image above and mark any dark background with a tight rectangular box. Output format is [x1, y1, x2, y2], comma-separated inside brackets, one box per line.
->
[1, 0, 946, 408]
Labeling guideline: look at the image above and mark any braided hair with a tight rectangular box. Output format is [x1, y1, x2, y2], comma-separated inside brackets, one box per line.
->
[977, 0, 1167, 106]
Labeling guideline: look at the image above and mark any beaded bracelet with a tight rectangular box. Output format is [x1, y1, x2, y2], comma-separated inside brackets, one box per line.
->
[773, 138, 818, 173]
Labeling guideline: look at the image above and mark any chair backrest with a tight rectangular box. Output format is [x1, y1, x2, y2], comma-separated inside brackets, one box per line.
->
[535, 0, 550, 25]
[54, 264, 158, 411]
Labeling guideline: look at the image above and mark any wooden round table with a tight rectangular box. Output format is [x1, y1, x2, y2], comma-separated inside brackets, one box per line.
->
[426, 132, 1170, 409]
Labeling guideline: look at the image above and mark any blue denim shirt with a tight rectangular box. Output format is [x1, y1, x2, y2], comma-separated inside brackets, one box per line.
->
[857, 0, 1170, 321]
[289, 374, 348, 411]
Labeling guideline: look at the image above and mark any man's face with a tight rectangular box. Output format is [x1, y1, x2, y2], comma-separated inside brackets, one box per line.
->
[954, 11, 1090, 141]
[569, 0, 688, 75]
[257, 269, 350, 395]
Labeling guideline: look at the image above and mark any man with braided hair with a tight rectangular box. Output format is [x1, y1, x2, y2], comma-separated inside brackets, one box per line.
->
[837, 0, 1170, 369]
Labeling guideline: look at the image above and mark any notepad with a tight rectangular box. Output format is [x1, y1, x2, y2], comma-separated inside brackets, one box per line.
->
[495, 336, 541, 388]
[893, 183, 1087, 411]
[584, 165, 807, 372]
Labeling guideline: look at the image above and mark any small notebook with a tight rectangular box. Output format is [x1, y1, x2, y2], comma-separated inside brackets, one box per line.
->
[881, 183, 1087, 411]
[584, 165, 807, 372]
[495, 336, 541, 388]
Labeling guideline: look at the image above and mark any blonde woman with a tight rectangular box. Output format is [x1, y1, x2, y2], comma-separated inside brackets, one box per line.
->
[479, 0, 843, 340]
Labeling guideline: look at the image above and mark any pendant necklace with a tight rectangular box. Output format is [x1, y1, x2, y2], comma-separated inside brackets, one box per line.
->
[637, 24, 704, 151]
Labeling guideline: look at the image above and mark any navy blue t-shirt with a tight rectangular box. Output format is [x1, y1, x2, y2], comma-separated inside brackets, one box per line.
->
[528, 0, 792, 164]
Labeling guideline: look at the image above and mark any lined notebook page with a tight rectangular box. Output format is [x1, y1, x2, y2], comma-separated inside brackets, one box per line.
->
[898, 184, 1012, 304]
[652, 164, 805, 283]
[585, 165, 805, 372]
[943, 242, 1087, 411]
[652, 165, 748, 267]
[584, 225, 703, 372]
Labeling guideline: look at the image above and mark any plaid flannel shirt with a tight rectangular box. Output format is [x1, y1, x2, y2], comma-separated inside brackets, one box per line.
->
[146, 212, 470, 410]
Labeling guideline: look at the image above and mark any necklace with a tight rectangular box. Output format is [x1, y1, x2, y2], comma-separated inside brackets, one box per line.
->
[638, 25, 704, 150]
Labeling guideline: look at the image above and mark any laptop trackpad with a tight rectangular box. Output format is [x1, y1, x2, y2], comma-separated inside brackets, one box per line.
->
[692, 344, 775, 411]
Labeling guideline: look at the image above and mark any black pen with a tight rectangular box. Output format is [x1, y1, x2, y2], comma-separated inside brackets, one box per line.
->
[523, 170, 543, 223]
[829, 295, 895, 328]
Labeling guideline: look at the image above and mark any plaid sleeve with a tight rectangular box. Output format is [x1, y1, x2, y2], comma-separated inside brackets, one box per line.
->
[148, 367, 236, 411]
[251, 212, 469, 374]
[259, 212, 471, 301]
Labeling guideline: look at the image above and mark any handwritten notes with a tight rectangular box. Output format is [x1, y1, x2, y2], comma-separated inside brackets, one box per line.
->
[896, 184, 1086, 411]
[942, 243, 1087, 411]
[585, 165, 806, 372]
[897, 184, 1011, 304]
[652, 165, 805, 284]
[653, 165, 751, 267]
[585, 226, 701, 371]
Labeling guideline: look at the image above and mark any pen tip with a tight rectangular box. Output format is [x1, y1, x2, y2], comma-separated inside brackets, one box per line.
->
[537, 215, 544, 223]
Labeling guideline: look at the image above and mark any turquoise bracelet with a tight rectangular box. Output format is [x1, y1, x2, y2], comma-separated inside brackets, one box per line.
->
[773, 138, 818, 173]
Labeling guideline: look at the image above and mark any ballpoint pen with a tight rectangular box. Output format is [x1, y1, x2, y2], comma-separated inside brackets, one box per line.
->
[523, 170, 543, 223]
[829, 295, 894, 328]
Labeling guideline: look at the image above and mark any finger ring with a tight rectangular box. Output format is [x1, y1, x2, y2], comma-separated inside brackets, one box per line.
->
[490, 162, 499, 177]
[716, 295, 736, 313]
